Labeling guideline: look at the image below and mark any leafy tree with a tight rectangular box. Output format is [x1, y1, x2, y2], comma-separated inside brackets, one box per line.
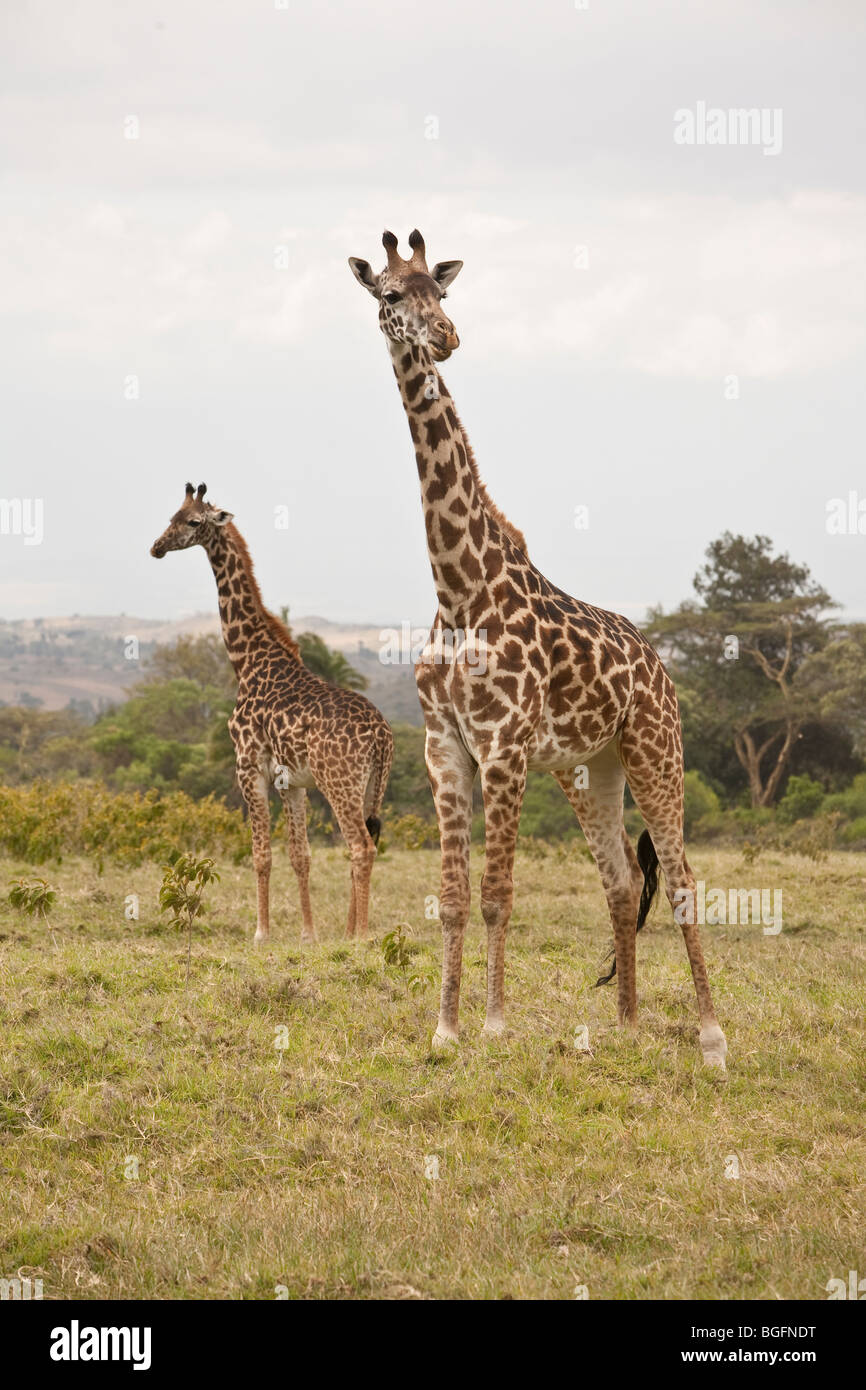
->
[648, 534, 837, 807]
[382, 723, 433, 819]
[797, 625, 866, 758]
[297, 632, 368, 690]
[143, 633, 236, 700]
[0, 707, 94, 783]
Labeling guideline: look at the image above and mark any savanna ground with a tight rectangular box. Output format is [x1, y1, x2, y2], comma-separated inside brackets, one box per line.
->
[0, 841, 863, 1300]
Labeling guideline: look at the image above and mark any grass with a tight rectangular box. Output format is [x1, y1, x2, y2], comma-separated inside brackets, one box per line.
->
[0, 842, 863, 1300]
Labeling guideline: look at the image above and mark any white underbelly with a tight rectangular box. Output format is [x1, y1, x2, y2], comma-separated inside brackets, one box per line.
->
[267, 755, 315, 790]
[526, 714, 617, 775]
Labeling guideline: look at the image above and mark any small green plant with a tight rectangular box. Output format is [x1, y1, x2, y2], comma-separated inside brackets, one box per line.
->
[381, 921, 423, 995]
[741, 839, 761, 868]
[739, 821, 779, 867]
[8, 876, 57, 921]
[158, 850, 220, 984]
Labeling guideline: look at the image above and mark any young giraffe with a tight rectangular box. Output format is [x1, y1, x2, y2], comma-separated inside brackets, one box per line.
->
[150, 483, 393, 943]
[349, 230, 727, 1068]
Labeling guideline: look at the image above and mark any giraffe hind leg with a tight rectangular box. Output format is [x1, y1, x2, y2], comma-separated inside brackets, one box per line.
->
[619, 709, 728, 1069]
[554, 740, 643, 1027]
[595, 828, 660, 987]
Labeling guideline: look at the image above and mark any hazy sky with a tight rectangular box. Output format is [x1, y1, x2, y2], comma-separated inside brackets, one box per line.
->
[2, 0, 864, 629]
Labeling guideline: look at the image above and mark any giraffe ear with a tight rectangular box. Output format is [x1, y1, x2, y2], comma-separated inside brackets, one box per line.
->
[431, 260, 463, 291]
[210, 509, 233, 527]
[348, 257, 380, 297]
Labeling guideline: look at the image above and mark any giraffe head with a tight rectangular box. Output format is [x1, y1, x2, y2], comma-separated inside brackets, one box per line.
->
[150, 482, 234, 559]
[348, 229, 463, 361]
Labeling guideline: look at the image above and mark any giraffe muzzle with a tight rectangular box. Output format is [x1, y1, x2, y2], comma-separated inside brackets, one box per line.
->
[150, 542, 166, 559]
[430, 330, 460, 362]
[429, 316, 459, 361]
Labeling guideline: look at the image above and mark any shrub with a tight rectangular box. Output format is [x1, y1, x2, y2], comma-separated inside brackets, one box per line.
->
[777, 775, 825, 824]
[824, 773, 866, 823]
[682, 771, 721, 837]
[0, 781, 249, 868]
[839, 815, 866, 848]
[384, 813, 439, 850]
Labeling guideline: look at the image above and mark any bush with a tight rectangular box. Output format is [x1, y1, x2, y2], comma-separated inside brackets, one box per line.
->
[777, 774, 826, 824]
[839, 815, 866, 848]
[682, 771, 721, 837]
[0, 781, 249, 868]
[384, 813, 439, 850]
[824, 772, 866, 823]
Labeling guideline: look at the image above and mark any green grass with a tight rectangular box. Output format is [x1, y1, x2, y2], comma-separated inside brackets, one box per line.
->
[0, 843, 863, 1300]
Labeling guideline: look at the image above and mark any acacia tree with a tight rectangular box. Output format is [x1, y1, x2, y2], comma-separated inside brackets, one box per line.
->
[647, 534, 836, 807]
[797, 625, 866, 758]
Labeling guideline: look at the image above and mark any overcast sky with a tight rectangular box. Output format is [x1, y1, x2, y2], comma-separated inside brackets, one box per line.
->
[1, 0, 864, 630]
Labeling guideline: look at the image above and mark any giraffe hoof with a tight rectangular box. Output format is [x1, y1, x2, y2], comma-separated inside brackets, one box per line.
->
[481, 1018, 506, 1038]
[431, 1028, 459, 1051]
[700, 1025, 728, 1070]
[253, 931, 268, 945]
[300, 933, 317, 946]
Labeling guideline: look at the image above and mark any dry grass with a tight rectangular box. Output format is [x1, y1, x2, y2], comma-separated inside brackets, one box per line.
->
[0, 842, 863, 1300]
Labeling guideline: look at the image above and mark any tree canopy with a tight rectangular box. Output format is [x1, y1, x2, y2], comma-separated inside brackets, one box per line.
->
[647, 532, 859, 806]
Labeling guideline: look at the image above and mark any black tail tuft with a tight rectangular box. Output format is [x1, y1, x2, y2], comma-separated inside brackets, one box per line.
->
[365, 816, 381, 846]
[595, 829, 660, 987]
[635, 829, 661, 932]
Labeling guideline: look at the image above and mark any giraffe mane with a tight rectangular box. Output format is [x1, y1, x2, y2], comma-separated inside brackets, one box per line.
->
[225, 523, 301, 660]
[451, 409, 529, 555]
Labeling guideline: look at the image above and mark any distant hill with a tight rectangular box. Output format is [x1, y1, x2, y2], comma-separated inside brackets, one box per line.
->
[0, 613, 425, 726]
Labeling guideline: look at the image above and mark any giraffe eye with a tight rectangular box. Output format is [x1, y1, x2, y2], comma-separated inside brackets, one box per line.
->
[186, 519, 201, 527]
[383, 291, 402, 305]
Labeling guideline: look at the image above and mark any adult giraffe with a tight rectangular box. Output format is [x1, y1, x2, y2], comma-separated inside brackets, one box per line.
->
[349, 230, 727, 1069]
[150, 484, 393, 944]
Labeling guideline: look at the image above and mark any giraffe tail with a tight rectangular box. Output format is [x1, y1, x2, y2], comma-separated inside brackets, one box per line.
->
[365, 725, 394, 846]
[594, 829, 660, 986]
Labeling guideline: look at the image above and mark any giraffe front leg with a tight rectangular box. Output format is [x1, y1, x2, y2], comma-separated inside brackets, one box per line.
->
[346, 875, 357, 939]
[479, 752, 528, 1038]
[426, 731, 476, 1049]
[237, 757, 272, 945]
[279, 785, 315, 944]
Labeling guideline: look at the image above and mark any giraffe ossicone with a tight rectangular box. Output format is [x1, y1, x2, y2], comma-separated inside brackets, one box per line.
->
[150, 483, 393, 945]
[349, 230, 727, 1069]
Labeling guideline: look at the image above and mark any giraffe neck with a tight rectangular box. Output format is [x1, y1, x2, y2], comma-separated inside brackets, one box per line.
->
[388, 339, 506, 627]
[203, 523, 299, 679]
